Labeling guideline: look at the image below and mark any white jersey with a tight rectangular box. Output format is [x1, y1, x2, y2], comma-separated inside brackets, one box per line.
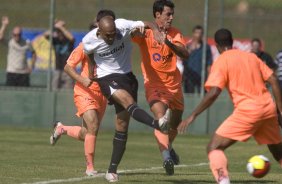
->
[82, 18, 144, 78]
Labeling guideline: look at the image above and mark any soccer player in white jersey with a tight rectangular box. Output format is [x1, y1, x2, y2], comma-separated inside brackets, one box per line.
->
[82, 15, 171, 182]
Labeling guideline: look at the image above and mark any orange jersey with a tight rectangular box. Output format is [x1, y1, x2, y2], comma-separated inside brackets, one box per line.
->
[205, 49, 275, 117]
[66, 43, 100, 93]
[133, 27, 185, 90]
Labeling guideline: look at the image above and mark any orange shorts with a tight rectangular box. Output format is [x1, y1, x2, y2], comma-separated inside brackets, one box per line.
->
[145, 86, 184, 110]
[216, 110, 281, 144]
[74, 86, 107, 121]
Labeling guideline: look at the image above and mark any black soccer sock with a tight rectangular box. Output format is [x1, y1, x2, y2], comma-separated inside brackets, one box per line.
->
[108, 131, 128, 173]
[127, 103, 159, 129]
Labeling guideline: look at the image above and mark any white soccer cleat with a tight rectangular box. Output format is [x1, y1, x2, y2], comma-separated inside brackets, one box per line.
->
[50, 121, 64, 145]
[218, 176, 230, 184]
[105, 171, 119, 182]
[158, 109, 171, 134]
[86, 170, 98, 176]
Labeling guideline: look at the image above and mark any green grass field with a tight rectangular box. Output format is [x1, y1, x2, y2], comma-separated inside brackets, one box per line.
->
[0, 126, 281, 184]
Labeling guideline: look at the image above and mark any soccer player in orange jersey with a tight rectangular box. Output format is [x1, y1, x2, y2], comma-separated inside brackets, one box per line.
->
[49, 10, 115, 176]
[132, 0, 189, 175]
[178, 28, 282, 184]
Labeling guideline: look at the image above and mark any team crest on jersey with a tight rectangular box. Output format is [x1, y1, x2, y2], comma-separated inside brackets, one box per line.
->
[152, 53, 161, 62]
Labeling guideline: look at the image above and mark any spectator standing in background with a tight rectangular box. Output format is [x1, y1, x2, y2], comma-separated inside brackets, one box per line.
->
[251, 38, 277, 71]
[0, 16, 37, 87]
[275, 49, 282, 89]
[183, 25, 212, 94]
[44, 20, 75, 90]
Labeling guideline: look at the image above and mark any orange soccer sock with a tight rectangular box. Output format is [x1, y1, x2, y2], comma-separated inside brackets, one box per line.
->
[60, 126, 81, 140]
[208, 150, 229, 182]
[154, 129, 170, 160]
[84, 134, 96, 171]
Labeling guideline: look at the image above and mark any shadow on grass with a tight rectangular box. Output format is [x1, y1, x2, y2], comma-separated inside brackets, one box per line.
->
[121, 172, 207, 177]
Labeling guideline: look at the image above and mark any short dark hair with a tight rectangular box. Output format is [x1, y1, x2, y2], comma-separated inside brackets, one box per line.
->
[96, 9, 116, 22]
[214, 28, 233, 47]
[153, 0, 174, 18]
[192, 25, 203, 32]
[251, 38, 262, 45]
[88, 21, 97, 31]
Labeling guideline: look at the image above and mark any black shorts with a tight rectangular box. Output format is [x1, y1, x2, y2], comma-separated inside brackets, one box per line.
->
[97, 72, 138, 113]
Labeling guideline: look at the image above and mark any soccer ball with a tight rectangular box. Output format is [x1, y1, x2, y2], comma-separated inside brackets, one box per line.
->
[246, 155, 271, 178]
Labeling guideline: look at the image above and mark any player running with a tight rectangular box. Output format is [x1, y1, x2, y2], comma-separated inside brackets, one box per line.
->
[178, 28, 282, 184]
[49, 10, 115, 176]
[132, 0, 189, 175]
[82, 15, 171, 182]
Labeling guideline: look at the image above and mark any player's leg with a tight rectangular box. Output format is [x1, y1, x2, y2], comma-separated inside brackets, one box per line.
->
[207, 134, 236, 184]
[169, 109, 183, 165]
[50, 121, 86, 145]
[267, 143, 282, 167]
[112, 89, 170, 132]
[150, 100, 174, 175]
[82, 109, 101, 175]
[106, 109, 130, 182]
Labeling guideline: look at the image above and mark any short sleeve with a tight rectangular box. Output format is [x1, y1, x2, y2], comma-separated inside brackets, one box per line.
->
[205, 56, 228, 91]
[82, 29, 97, 54]
[258, 57, 273, 81]
[66, 44, 84, 68]
[171, 30, 185, 46]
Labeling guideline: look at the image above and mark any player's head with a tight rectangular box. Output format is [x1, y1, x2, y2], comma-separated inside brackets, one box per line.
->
[12, 26, 22, 42]
[89, 9, 116, 31]
[214, 28, 233, 53]
[251, 38, 262, 53]
[98, 16, 116, 45]
[192, 25, 203, 41]
[153, 0, 174, 30]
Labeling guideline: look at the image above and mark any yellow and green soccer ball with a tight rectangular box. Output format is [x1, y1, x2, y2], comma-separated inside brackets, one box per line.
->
[246, 155, 271, 178]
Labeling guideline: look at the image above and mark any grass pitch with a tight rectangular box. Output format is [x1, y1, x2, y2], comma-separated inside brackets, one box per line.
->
[0, 126, 281, 184]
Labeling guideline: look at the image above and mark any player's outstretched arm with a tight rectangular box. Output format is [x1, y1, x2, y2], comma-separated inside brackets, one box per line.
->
[267, 74, 282, 112]
[0, 16, 9, 41]
[178, 87, 221, 133]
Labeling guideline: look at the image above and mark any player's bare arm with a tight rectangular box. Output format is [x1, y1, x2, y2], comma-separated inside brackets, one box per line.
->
[64, 63, 92, 88]
[0, 16, 9, 41]
[178, 87, 221, 133]
[267, 74, 282, 113]
[164, 37, 189, 59]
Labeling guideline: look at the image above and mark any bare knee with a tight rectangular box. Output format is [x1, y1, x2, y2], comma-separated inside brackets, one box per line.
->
[116, 111, 130, 132]
[207, 134, 236, 154]
[83, 110, 100, 135]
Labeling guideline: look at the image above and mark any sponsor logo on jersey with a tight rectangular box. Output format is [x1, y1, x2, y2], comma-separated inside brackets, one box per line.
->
[98, 42, 125, 57]
[152, 52, 173, 62]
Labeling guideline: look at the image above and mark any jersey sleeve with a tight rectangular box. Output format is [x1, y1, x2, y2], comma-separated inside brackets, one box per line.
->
[115, 18, 145, 32]
[82, 30, 96, 54]
[171, 30, 185, 46]
[205, 56, 228, 91]
[66, 44, 84, 68]
[258, 56, 274, 81]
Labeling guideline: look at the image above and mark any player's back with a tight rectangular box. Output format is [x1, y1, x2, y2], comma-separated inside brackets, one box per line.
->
[220, 49, 273, 108]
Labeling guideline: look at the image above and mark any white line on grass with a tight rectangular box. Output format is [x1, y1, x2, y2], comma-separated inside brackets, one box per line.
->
[21, 162, 208, 184]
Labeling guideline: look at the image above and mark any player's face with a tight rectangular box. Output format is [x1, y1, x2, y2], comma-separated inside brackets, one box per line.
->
[100, 27, 116, 45]
[157, 6, 174, 30]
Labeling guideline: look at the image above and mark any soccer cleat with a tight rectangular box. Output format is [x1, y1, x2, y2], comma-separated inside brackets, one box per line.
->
[105, 171, 119, 182]
[50, 121, 64, 145]
[163, 158, 174, 175]
[86, 170, 98, 176]
[170, 148, 180, 165]
[158, 109, 171, 134]
[218, 176, 230, 184]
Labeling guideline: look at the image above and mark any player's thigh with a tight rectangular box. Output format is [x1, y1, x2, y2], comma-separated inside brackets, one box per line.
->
[254, 117, 282, 145]
[82, 109, 100, 134]
[150, 100, 167, 119]
[207, 133, 237, 153]
[115, 110, 130, 132]
[112, 89, 135, 108]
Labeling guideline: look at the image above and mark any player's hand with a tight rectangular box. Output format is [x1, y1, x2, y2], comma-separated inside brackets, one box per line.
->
[2, 16, 9, 26]
[81, 77, 93, 88]
[135, 26, 145, 35]
[177, 114, 196, 134]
